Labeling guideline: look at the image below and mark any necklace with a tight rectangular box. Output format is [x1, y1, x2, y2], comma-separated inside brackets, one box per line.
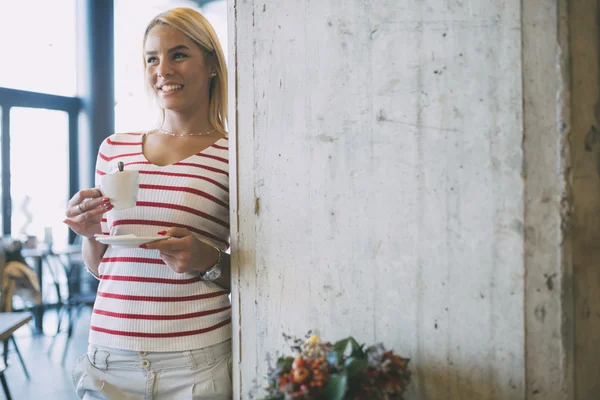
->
[158, 128, 215, 137]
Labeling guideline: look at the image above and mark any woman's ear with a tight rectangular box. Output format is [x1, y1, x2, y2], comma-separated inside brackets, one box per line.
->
[205, 51, 218, 75]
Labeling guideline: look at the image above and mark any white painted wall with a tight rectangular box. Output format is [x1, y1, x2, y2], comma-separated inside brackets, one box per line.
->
[228, 0, 594, 399]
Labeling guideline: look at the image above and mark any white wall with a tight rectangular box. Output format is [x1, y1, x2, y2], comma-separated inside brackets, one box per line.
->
[229, 0, 594, 399]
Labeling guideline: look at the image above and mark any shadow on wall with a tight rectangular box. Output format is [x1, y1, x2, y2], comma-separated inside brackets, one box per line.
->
[409, 364, 523, 400]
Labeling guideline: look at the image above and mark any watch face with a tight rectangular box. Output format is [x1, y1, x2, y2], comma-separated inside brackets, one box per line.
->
[205, 267, 222, 281]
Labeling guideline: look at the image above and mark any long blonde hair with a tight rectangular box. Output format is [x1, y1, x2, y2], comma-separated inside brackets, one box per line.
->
[143, 8, 227, 135]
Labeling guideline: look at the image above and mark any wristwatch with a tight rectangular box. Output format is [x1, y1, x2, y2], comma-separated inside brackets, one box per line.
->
[198, 248, 224, 281]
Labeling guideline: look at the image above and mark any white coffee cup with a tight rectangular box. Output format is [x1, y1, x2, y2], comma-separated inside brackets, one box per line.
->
[100, 170, 139, 210]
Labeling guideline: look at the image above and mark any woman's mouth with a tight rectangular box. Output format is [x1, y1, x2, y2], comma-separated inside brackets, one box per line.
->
[159, 84, 184, 93]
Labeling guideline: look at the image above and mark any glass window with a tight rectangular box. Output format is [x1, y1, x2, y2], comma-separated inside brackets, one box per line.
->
[10, 108, 69, 249]
[114, 0, 228, 132]
[0, 0, 77, 96]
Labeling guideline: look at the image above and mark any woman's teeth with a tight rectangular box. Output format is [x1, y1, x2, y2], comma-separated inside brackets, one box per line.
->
[161, 84, 183, 92]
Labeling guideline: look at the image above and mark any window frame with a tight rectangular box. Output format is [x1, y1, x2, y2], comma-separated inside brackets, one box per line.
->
[0, 87, 81, 239]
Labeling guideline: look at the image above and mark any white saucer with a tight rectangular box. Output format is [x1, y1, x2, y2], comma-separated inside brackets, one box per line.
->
[94, 234, 170, 248]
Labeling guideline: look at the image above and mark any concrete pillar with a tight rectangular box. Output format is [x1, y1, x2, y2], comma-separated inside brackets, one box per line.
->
[568, 0, 600, 397]
[229, 0, 599, 398]
[77, 0, 115, 188]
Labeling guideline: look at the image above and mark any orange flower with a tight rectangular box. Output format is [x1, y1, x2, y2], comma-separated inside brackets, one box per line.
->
[293, 367, 310, 384]
[292, 357, 305, 369]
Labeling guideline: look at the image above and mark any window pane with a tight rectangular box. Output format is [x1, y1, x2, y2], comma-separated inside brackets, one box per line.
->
[0, 0, 77, 96]
[10, 108, 69, 249]
[114, 0, 227, 132]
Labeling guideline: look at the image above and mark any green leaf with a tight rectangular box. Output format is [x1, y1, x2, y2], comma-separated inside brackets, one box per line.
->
[333, 338, 350, 359]
[347, 336, 365, 358]
[276, 357, 293, 372]
[276, 356, 293, 365]
[344, 357, 367, 379]
[323, 373, 347, 400]
[364, 345, 378, 354]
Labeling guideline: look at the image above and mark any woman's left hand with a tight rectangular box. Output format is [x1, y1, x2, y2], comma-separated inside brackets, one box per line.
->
[139, 227, 219, 275]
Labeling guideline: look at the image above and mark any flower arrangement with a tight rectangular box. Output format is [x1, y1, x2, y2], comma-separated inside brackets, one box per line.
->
[259, 333, 411, 400]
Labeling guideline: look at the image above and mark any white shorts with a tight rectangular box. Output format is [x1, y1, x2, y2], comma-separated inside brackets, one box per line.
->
[71, 340, 232, 400]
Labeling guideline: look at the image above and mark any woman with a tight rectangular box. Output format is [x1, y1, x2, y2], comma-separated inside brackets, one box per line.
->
[65, 8, 232, 399]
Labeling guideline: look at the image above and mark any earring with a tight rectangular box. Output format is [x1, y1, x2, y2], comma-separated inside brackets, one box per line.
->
[211, 71, 217, 78]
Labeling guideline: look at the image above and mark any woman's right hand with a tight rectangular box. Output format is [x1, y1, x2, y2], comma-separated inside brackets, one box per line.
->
[63, 188, 112, 238]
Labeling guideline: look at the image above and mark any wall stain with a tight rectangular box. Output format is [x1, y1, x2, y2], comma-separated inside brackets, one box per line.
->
[544, 273, 556, 291]
[316, 134, 337, 143]
[535, 305, 546, 323]
[511, 219, 524, 235]
[254, 197, 260, 216]
[584, 125, 598, 151]
[373, 241, 382, 256]
[377, 109, 388, 122]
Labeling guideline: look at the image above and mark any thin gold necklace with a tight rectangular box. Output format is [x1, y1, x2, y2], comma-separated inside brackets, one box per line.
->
[158, 128, 216, 137]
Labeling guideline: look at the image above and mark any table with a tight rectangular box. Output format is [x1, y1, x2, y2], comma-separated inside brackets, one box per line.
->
[21, 245, 81, 334]
[0, 312, 31, 400]
[0, 313, 32, 342]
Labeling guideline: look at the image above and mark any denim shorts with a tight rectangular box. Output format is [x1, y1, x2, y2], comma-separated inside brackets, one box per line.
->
[71, 340, 232, 400]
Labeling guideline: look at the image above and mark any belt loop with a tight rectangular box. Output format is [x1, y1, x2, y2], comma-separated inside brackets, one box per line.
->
[185, 351, 197, 370]
[206, 344, 216, 364]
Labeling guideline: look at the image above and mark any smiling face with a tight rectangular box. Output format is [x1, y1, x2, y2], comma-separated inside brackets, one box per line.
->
[144, 24, 214, 114]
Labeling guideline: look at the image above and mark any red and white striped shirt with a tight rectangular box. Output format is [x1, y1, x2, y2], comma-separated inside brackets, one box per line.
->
[88, 132, 231, 352]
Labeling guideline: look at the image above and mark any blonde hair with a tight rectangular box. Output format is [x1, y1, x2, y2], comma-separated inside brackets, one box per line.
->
[143, 8, 227, 136]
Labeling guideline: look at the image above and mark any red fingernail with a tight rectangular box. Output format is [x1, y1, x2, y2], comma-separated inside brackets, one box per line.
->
[139, 244, 147, 248]
[157, 231, 167, 235]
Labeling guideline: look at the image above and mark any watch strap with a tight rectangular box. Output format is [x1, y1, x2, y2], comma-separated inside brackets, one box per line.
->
[199, 248, 223, 281]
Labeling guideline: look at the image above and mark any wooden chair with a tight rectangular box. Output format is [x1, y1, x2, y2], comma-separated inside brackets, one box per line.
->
[0, 241, 33, 381]
[47, 249, 97, 364]
[0, 358, 10, 400]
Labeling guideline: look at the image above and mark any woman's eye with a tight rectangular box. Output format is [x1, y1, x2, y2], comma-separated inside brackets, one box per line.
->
[146, 56, 157, 64]
[173, 52, 188, 60]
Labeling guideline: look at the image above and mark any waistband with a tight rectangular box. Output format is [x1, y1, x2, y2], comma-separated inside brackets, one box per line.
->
[86, 339, 231, 371]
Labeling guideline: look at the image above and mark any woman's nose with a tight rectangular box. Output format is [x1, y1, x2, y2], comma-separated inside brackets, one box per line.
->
[157, 60, 174, 77]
